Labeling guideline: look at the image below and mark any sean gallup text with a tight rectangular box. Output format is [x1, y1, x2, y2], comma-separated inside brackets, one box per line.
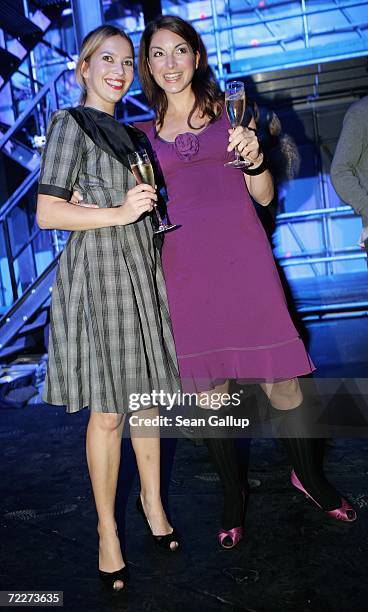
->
[129, 414, 250, 429]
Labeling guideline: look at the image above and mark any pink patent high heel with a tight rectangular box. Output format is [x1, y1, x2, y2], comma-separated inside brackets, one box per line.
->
[218, 489, 247, 549]
[291, 470, 357, 522]
[218, 526, 244, 549]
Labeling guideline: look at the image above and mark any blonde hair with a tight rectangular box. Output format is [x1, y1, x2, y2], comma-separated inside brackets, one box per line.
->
[75, 25, 134, 105]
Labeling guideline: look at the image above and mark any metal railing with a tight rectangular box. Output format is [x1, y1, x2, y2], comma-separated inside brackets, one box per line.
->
[0, 67, 73, 309]
[0, 67, 73, 153]
[1, 0, 367, 321]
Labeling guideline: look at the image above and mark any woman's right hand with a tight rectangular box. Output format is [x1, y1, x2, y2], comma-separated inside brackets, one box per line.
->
[118, 184, 157, 225]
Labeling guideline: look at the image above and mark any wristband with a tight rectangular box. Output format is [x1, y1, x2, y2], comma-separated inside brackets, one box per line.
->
[243, 154, 268, 176]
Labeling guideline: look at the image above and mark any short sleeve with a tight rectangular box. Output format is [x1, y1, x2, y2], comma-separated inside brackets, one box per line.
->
[38, 109, 83, 201]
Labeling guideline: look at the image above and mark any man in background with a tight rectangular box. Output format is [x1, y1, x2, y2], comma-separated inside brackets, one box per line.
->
[331, 95, 368, 251]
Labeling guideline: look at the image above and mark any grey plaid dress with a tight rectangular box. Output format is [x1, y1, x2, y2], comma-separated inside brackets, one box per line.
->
[38, 107, 180, 413]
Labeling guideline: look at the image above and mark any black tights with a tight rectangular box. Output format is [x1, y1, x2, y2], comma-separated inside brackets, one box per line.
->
[204, 398, 342, 529]
[204, 437, 250, 530]
[269, 401, 341, 510]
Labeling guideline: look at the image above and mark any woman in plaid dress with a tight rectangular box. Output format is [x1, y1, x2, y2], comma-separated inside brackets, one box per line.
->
[36, 26, 180, 592]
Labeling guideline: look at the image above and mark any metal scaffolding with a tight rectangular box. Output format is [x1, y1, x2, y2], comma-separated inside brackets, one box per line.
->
[1, 0, 368, 321]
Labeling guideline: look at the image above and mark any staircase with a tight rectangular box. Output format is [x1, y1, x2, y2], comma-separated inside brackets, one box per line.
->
[0, 0, 71, 91]
[0, 0, 149, 366]
[0, 66, 75, 357]
[0, 0, 74, 365]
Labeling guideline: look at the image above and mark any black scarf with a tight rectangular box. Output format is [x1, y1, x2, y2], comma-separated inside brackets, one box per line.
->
[66, 106, 167, 243]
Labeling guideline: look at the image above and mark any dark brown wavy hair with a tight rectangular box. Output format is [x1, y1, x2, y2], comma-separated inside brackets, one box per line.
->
[138, 15, 224, 131]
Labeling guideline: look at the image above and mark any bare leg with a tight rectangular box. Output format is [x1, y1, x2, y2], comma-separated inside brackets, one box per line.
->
[86, 412, 126, 590]
[130, 407, 178, 550]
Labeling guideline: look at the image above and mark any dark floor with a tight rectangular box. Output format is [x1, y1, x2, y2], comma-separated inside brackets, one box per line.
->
[0, 398, 367, 612]
[1, 313, 368, 612]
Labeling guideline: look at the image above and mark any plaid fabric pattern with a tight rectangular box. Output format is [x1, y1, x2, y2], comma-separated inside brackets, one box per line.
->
[38, 110, 180, 413]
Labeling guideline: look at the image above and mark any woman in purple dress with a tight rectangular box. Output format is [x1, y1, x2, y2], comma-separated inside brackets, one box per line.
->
[135, 15, 356, 545]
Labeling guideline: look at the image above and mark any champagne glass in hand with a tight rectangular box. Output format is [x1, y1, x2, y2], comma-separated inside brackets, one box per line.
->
[128, 149, 177, 233]
[224, 81, 251, 169]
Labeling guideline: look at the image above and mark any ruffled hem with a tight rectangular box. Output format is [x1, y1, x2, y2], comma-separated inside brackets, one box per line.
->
[177, 336, 315, 393]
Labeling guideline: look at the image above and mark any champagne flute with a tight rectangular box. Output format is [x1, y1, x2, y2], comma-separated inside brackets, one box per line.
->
[128, 149, 177, 233]
[224, 81, 251, 169]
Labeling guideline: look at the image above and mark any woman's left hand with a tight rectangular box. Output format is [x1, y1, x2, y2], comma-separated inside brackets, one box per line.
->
[69, 190, 98, 208]
[227, 126, 260, 162]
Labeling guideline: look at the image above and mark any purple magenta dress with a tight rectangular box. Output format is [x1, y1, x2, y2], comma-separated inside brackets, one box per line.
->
[137, 112, 314, 392]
